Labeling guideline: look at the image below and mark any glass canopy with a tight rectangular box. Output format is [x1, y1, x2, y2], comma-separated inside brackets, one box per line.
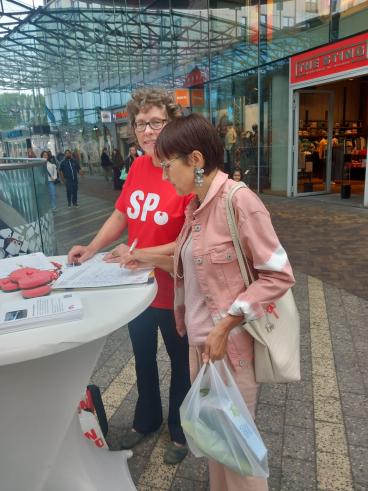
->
[0, 0, 321, 92]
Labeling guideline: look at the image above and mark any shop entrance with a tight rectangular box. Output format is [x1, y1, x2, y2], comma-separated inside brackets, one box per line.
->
[293, 76, 368, 203]
[294, 90, 333, 194]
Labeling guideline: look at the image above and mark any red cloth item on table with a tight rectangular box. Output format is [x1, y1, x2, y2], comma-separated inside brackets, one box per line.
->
[0, 266, 60, 298]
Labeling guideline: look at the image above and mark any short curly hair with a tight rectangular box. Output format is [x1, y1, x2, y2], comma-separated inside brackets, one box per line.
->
[127, 87, 182, 127]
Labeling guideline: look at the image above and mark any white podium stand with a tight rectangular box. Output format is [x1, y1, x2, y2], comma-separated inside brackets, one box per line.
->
[0, 257, 157, 491]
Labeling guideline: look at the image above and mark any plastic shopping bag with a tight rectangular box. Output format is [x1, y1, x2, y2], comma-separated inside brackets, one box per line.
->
[120, 168, 128, 180]
[180, 360, 269, 478]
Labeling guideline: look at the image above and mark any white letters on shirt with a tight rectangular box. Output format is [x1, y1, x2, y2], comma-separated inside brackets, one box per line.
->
[141, 193, 160, 221]
[127, 190, 168, 225]
[127, 190, 145, 219]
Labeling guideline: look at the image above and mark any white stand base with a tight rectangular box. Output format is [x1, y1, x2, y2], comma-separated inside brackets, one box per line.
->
[43, 415, 136, 491]
[0, 338, 136, 491]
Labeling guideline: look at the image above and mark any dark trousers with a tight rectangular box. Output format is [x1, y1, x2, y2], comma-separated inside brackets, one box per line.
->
[128, 307, 190, 444]
[113, 167, 123, 190]
[65, 179, 78, 205]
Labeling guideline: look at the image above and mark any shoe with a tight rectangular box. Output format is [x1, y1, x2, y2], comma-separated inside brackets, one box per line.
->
[68, 204, 71, 207]
[120, 429, 146, 449]
[73, 204, 79, 207]
[163, 442, 188, 465]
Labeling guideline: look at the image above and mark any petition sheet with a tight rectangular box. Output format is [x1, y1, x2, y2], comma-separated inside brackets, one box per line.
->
[52, 254, 153, 289]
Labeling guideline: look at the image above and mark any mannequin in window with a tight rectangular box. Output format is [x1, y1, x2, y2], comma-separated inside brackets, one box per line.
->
[318, 137, 328, 160]
[315, 133, 327, 180]
[331, 136, 343, 183]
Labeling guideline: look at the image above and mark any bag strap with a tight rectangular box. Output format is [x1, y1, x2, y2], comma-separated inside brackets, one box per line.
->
[225, 182, 254, 288]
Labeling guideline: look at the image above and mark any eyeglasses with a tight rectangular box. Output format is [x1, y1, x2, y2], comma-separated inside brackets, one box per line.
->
[134, 119, 167, 132]
[160, 156, 181, 170]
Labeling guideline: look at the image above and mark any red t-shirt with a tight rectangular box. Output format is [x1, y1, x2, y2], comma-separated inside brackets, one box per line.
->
[115, 155, 193, 309]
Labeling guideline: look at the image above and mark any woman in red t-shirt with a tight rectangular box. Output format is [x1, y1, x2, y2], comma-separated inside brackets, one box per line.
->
[68, 88, 191, 464]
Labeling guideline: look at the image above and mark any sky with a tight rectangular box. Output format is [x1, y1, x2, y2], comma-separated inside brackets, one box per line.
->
[2, 0, 45, 10]
[17, 0, 45, 7]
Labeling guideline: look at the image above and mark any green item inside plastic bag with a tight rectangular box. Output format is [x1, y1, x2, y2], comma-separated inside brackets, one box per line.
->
[182, 416, 253, 475]
[180, 361, 269, 478]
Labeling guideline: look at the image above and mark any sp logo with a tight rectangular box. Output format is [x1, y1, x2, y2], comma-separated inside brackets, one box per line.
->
[127, 191, 168, 225]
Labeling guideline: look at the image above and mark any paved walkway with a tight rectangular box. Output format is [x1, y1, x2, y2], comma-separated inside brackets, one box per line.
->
[54, 177, 368, 491]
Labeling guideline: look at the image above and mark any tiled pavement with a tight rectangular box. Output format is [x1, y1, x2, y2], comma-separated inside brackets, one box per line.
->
[54, 177, 368, 491]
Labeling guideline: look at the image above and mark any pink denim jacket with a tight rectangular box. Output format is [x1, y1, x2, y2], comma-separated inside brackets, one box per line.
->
[173, 170, 295, 371]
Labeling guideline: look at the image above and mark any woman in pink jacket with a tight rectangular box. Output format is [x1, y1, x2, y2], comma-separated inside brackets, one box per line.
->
[122, 113, 295, 491]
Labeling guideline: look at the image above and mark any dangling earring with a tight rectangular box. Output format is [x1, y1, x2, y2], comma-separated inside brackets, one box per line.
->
[194, 167, 204, 187]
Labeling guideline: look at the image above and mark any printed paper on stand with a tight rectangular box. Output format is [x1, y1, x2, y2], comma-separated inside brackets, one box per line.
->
[52, 254, 153, 289]
[0, 292, 83, 334]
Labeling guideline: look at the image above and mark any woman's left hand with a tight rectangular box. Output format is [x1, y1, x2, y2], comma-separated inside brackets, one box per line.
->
[203, 314, 243, 363]
[104, 243, 130, 262]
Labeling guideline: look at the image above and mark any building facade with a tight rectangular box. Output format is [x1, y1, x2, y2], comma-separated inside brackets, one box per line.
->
[0, 0, 367, 205]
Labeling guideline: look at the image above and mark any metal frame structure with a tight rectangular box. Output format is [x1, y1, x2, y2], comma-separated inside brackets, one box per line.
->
[0, 0, 321, 92]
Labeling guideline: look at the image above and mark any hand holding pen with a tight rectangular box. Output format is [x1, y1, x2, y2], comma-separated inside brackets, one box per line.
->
[121, 239, 140, 269]
[128, 238, 138, 255]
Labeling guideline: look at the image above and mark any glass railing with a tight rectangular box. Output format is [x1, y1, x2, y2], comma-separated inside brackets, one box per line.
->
[0, 158, 56, 258]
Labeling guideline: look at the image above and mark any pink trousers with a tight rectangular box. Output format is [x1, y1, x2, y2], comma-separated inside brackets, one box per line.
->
[189, 346, 269, 491]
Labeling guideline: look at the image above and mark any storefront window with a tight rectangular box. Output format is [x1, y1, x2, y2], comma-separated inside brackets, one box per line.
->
[259, 58, 289, 194]
[331, 0, 368, 40]
[232, 70, 259, 189]
[209, 78, 234, 174]
[210, 70, 259, 183]
[209, 1, 259, 79]
[259, 0, 330, 64]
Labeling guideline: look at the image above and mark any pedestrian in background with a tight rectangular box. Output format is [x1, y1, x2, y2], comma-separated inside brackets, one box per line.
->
[111, 148, 124, 190]
[41, 150, 57, 211]
[67, 87, 192, 465]
[231, 167, 243, 182]
[47, 150, 58, 167]
[124, 144, 139, 174]
[27, 148, 37, 158]
[59, 149, 83, 207]
[101, 147, 112, 181]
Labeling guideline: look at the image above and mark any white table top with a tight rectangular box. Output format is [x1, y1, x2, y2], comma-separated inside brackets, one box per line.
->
[0, 256, 157, 366]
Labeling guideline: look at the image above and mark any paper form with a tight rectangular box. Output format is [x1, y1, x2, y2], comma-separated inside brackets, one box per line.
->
[52, 253, 153, 289]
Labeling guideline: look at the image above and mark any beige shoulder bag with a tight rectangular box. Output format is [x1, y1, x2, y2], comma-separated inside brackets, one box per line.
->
[226, 182, 301, 383]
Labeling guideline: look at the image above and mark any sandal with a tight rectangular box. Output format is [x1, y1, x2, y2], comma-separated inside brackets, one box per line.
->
[163, 442, 188, 465]
[120, 429, 146, 449]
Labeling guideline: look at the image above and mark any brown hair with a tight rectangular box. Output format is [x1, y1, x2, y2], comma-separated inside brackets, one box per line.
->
[127, 87, 182, 127]
[155, 113, 224, 174]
